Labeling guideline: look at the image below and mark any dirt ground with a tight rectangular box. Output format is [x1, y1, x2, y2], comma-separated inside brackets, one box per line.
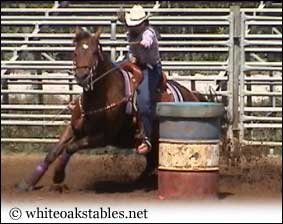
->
[1, 153, 282, 204]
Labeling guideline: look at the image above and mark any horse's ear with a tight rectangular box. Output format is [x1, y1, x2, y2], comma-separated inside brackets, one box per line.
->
[94, 27, 103, 40]
[75, 26, 81, 36]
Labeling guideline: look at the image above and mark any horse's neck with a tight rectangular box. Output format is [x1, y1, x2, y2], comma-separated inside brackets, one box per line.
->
[82, 57, 124, 109]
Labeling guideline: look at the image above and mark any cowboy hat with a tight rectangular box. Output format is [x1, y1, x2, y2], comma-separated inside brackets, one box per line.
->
[125, 5, 150, 27]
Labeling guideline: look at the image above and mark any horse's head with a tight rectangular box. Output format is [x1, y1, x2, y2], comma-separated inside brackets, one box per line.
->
[73, 27, 104, 89]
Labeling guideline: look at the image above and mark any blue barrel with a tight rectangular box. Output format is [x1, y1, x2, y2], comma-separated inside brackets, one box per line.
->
[157, 102, 224, 140]
[156, 102, 225, 199]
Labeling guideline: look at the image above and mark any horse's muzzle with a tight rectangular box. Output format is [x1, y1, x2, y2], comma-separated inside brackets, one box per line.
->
[75, 73, 89, 88]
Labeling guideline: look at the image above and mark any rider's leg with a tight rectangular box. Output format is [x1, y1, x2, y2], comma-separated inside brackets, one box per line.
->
[16, 125, 73, 191]
[136, 64, 162, 154]
[136, 68, 152, 153]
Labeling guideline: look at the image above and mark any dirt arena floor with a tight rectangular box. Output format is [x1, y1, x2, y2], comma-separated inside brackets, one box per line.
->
[1, 152, 282, 204]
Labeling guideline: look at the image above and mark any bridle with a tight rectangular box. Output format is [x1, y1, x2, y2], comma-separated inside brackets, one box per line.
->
[73, 43, 103, 91]
[73, 43, 132, 116]
[74, 63, 98, 92]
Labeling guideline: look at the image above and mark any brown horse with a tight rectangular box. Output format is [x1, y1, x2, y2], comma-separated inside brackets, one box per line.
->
[16, 27, 206, 192]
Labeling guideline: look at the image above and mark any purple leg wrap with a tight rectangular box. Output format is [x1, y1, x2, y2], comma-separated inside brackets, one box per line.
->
[26, 160, 49, 187]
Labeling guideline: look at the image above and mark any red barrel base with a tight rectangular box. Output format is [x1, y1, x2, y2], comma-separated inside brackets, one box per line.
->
[158, 170, 219, 200]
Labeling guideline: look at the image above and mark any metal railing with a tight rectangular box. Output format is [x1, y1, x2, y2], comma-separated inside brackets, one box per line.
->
[1, 3, 282, 148]
[238, 8, 282, 147]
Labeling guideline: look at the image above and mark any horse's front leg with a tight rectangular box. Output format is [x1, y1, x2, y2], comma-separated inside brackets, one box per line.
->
[15, 125, 74, 192]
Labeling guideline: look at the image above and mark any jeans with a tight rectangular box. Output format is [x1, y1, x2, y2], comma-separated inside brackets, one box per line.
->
[136, 63, 162, 140]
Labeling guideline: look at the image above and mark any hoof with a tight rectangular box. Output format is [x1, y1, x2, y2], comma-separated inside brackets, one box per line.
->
[15, 180, 33, 192]
[49, 184, 70, 193]
[53, 170, 66, 184]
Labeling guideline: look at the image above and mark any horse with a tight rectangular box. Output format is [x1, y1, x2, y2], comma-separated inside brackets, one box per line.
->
[16, 27, 207, 192]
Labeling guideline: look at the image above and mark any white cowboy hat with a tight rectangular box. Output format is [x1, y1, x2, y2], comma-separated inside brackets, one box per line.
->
[125, 5, 150, 27]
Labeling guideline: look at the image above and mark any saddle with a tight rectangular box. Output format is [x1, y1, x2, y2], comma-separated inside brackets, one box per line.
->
[119, 61, 168, 102]
[119, 61, 183, 107]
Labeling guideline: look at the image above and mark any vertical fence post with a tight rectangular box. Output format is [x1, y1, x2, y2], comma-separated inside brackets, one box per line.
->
[110, 19, 117, 61]
[246, 72, 252, 140]
[226, 6, 241, 164]
[231, 6, 241, 132]
[1, 77, 9, 104]
[227, 8, 234, 148]
[239, 9, 246, 146]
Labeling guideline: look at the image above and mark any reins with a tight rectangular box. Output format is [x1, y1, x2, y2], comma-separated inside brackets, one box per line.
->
[59, 41, 141, 118]
[71, 59, 134, 116]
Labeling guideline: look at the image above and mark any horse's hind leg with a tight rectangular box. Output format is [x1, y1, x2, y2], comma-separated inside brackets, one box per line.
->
[49, 149, 73, 193]
[16, 125, 74, 191]
[52, 150, 72, 185]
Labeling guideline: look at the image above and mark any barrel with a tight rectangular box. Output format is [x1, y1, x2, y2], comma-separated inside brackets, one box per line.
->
[156, 102, 224, 199]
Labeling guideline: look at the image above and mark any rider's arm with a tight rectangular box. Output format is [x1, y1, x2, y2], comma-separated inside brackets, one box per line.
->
[126, 32, 137, 63]
[117, 8, 126, 23]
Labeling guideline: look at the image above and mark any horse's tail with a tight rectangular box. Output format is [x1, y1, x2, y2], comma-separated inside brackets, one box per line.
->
[169, 79, 228, 124]
[208, 85, 220, 103]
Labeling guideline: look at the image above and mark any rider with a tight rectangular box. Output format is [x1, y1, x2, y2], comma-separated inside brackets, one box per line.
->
[118, 5, 162, 154]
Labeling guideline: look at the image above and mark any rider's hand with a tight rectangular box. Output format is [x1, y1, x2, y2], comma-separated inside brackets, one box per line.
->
[140, 30, 154, 48]
[117, 7, 126, 23]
